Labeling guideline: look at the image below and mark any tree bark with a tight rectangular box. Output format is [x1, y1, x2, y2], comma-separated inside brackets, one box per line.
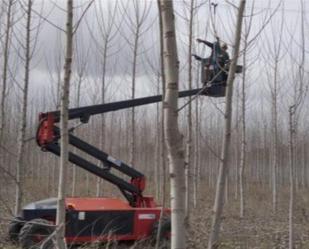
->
[71, 75, 81, 197]
[0, 0, 14, 152]
[185, 0, 194, 221]
[129, 2, 143, 167]
[155, 3, 168, 248]
[161, 0, 186, 248]
[239, 21, 248, 218]
[15, 0, 32, 216]
[96, 41, 107, 197]
[269, 9, 285, 212]
[239, 60, 246, 218]
[288, 106, 295, 249]
[55, 0, 73, 248]
[157, 0, 166, 204]
[208, 1, 246, 248]
[288, 2, 305, 247]
[72, 64, 85, 196]
[271, 61, 278, 212]
[130, 28, 138, 167]
[193, 67, 200, 208]
[155, 73, 161, 200]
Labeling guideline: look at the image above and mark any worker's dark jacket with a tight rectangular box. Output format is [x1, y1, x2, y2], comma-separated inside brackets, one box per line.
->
[201, 40, 221, 65]
[199, 40, 230, 83]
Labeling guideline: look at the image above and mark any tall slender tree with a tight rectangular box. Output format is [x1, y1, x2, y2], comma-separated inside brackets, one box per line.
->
[208, 1, 246, 248]
[157, 0, 166, 205]
[0, 0, 14, 152]
[288, 2, 306, 247]
[55, 0, 73, 248]
[264, 4, 285, 212]
[15, 0, 33, 216]
[239, 3, 254, 218]
[185, 0, 194, 221]
[91, 0, 119, 196]
[119, 0, 151, 167]
[161, 0, 186, 248]
[71, 29, 89, 196]
[154, 1, 168, 247]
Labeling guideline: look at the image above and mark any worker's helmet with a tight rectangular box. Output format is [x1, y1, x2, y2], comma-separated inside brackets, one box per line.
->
[222, 43, 228, 50]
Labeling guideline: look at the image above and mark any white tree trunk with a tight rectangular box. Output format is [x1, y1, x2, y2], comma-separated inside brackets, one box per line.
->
[288, 106, 295, 249]
[234, 87, 240, 200]
[269, 12, 285, 212]
[96, 43, 107, 197]
[185, 0, 194, 221]
[155, 4, 169, 248]
[155, 74, 161, 200]
[161, 0, 186, 248]
[193, 69, 200, 208]
[157, 0, 167, 204]
[72, 72, 83, 196]
[130, 26, 140, 168]
[55, 0, 73, 248]
[15, 0, 32, 216]
[239, 29, 248, 218]
[0, 0, 13, 149]
[271, 62, 278, 212]
[208, 1, 246, 248]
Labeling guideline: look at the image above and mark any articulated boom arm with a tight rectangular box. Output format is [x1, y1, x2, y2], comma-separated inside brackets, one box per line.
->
[36, 88, 204, 207]
[39, 88, 203, 123]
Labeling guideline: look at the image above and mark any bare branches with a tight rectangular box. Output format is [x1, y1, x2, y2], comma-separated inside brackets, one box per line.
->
[72, 0, 94, 35]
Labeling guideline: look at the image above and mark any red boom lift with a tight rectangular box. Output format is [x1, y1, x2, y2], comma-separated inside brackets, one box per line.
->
[8, 58, 242, 248]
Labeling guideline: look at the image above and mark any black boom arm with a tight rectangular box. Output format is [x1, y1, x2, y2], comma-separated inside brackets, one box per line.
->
[36, 88, 206, 207]
[40, 88, 204, 123]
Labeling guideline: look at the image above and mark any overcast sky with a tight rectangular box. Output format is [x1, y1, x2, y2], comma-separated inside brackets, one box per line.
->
[2, 0, 308, 128]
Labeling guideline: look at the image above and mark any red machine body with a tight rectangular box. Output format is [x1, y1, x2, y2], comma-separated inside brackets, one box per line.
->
[64, 197, 168, 244]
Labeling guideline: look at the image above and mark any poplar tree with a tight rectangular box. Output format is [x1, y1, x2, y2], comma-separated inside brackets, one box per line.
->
[55, 0, 73, 248]
[161, 0, 186, 248]
[208, 1, 246, 248]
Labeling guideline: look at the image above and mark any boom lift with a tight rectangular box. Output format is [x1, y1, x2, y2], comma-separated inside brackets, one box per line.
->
[8, 61, 241, 248]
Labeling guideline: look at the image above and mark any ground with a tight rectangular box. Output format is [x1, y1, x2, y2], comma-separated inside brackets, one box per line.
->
[1, 183, 309, 248]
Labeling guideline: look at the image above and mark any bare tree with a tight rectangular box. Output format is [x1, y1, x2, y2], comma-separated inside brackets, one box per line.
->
[91, 0, 119, 196]
[288, 1, 307, 247]
[288, 104, 296, 249]
[45, 31, 64, 195]
[157, 0, 166, 204]
[154, 2, 168, 247]
[119, 0, 151, 166]
[14, 0, 34, 216]
[0, 0, 14, 152]
[71, 28, 89, 196]
[263, 4, 285, 212]
[160, 0, 186, 248]
[55, 0, 73, 248]
[193, 69, 201, 208]
[208, 1, 246, 248]
[239, 32, 247, 219]
[239, 3, 254, 218]
[185, 0, 195, 221]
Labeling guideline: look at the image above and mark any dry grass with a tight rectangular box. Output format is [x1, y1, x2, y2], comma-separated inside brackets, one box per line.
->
[1, 183, 309, 248]
[187, 185, 309, 248]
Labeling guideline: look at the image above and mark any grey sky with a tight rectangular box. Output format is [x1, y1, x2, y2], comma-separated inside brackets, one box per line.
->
[2, 0, 308, 128]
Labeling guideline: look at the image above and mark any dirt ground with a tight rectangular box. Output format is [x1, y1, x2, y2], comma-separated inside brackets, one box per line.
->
[1, 183, 309, 249]
[186, 186, 309, 249]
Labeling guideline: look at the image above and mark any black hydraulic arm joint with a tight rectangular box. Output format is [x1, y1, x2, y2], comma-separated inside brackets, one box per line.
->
[52, 127, 143, 179]
[45, 143, 141, 205]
